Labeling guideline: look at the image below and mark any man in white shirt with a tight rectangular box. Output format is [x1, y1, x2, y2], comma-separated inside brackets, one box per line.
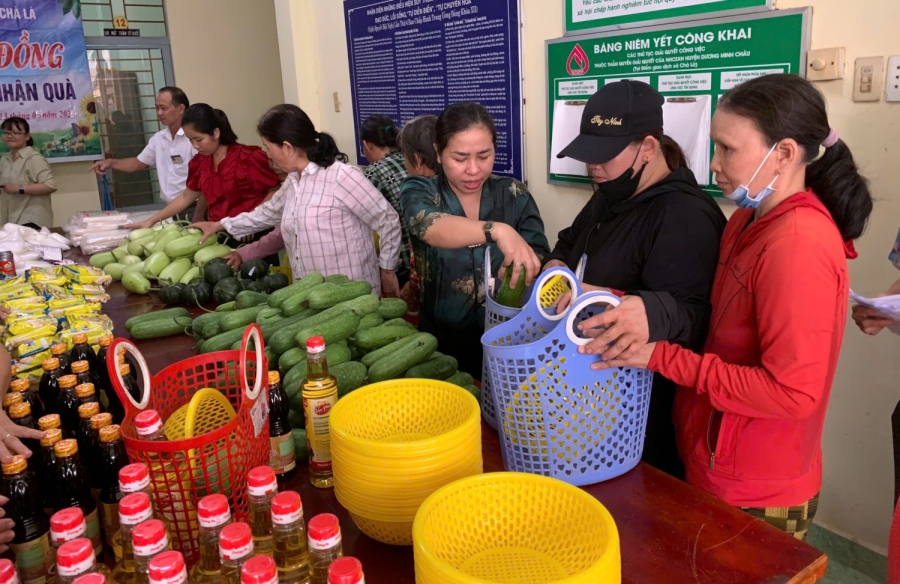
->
[90, 87, 199, 218]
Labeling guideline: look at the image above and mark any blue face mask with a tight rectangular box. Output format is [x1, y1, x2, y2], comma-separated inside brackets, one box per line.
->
[725, 143, 780, 209]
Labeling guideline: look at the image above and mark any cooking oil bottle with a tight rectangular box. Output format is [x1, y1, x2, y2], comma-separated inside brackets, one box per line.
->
[247, 466, 277, 557]
[98, 425, 129, 555]
[0, 559, 18, 584]
[308, 514, 342, 584]
[301, 337, 337, 488]
[133, 410, 167, 442]
[112, 492, 154, 584]
[190, 494, 232, 584]
[271, 491, 309, 584]
[240, 555, 278, 584]
[147, 551, 187, 584]
[49, 507, 90, 581]
[132, 519, 169, 584]
[1, 455, 51, 584]
[219, 522, 255, 584]
[328, 557, 365, 584]
[53, 439, 104, 558]
[55, 537, 112, 583]
[115, 463, 173, 556]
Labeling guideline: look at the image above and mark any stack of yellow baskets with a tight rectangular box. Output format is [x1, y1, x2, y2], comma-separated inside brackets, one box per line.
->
[329, 379, 483, 546]
[413, 473, 622, 584]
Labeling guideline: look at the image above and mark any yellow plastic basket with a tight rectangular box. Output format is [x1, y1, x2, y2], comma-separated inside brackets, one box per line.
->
[350, 513, 414, 547]
[539, 275, 572, 308]
[413, 473, 621, 584]
[162, 388, 236, 440]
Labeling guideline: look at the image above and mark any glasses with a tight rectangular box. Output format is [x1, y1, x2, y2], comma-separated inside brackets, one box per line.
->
[1, 131, 25, 137]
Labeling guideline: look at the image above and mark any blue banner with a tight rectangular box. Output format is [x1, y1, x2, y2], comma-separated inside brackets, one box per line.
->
[344, 0, 524, 180]
[0, 0, 100, 162]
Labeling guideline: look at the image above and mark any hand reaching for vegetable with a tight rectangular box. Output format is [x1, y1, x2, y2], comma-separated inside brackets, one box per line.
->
[224, 251, 243, 270]
[190, 221, 224, 244]
[495, 224, 542, 287]
[122, 219, 153, 231]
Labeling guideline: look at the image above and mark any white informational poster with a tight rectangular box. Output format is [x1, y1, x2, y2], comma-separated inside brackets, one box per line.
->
[550, 100, 589, 177]
[662, 95, 712, 185]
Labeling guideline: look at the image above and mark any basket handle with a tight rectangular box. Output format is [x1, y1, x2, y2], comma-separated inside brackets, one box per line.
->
[484, 246, 494, 297]
[562, 291, 623, 347]
[239, 324, 265, 403]
[107, 337, 153, 412]
[575, 254, 587, 283]
[531, 266, 582, 322]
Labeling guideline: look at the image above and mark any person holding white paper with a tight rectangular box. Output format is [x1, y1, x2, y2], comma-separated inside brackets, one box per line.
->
[851, 234, 900, 335]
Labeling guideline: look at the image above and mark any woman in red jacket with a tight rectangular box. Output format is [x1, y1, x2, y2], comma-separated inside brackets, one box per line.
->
[580, 74, 873, 539]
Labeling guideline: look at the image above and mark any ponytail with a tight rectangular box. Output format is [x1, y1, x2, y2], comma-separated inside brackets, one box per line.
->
[633, 129, 688, 170]
[719, 74, 872, 241]
[257, 104, 348, 169]
[360, 115, 399, 149]
[182, 104, 238, 145]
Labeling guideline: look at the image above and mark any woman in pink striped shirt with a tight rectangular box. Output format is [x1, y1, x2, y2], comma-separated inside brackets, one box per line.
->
[192, 104, 402, 296]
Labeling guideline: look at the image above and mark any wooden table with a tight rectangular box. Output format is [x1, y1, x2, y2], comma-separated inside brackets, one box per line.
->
[101, 283, 828, 584]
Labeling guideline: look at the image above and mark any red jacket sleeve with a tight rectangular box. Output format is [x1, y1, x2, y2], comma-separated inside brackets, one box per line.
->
[649, 233, 844, 421]
[186, 155, 205, 192]
[239, 147, 281, 195]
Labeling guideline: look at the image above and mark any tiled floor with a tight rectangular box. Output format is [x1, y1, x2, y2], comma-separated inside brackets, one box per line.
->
[807, 525, 887, 583]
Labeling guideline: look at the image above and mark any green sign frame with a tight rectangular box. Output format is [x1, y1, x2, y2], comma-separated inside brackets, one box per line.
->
[565, 0, 772, 34]
[546, 8, 810, 197]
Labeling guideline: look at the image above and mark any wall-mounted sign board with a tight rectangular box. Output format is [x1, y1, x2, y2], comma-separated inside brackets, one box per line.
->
[547, 8, 810, 197]
[344, 0, 525, 180]
[565, 0, 772, 35]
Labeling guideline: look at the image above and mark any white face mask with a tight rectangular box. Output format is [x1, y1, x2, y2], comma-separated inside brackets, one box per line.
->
[725, 142, 780, 209]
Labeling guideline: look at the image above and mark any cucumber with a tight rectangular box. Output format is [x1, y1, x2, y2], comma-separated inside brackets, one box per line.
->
[405, 355, 458, 380]
[130, 316, 194, 340]
[281, 343, 352, 376]
[377, 298, 408, 319]
[282, 283, 336, 316]
[90, 252, 115, 269]
[353, 326, 416, 350]
[294, 311, 361, 349]
[307, 281, 373, 310]
[268, 273, 325, 309]
[216, 301, 236, 312]
[235, 291, 269, 310]
[269, 307, 348, 355]
[444, 371, 475, 388]
[283, 362, 307, 400]
[125, 308, 190, 332]
[261, 309, 321, 346]
[230, 340, 242, 350]
[380, 318, 415, 329]
[337, 294, 379, 316]
[324, 274, 350, 284]
[357, 313, 384, 331]
[200, 321, 221, 340]
[428, 351, 446, 361]
[164, 233, 217, 258]
[360, 333, 426, 368]
[219, 305, 269, 332]
[278, 347, 308, 373]
[192, 311, 223, 335]
[368, 334, 438, 383]
[348, 342, 363, 361]
[201, 326, 249, 353]
[180, 267, 201, 285]
[333, 361, 368, 398]
[256, 308, 282, 326]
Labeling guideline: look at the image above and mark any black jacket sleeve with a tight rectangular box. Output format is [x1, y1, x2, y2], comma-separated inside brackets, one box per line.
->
[629, 197, 724, 351]
[544, 192, 602, 267]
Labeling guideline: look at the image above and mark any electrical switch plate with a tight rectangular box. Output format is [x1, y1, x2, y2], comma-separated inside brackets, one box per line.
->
[887, 56, 900, 102]
[807, 47, 845, 81]
[333, 92, 341, 113]
[853, 56, 884, 102]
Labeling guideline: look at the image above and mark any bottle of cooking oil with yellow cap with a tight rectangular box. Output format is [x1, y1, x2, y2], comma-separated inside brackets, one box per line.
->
[0, 454, 52, 584]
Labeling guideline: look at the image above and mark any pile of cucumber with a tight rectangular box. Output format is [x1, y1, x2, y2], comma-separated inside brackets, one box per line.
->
[191, 271, 481, 423]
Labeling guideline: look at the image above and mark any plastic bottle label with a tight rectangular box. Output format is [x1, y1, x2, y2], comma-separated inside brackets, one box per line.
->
[100, 501, 120, 546]
[269, 431, 297, 474]
[303, 395, 335, 471]
[11, 533, 51, 584]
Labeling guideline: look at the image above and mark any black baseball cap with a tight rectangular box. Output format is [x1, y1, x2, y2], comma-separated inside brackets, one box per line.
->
[558, 80, 665, 165]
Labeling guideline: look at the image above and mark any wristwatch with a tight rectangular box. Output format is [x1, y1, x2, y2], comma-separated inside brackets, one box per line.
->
[483, 221, 495, 244]
[17, 185, 23, 195]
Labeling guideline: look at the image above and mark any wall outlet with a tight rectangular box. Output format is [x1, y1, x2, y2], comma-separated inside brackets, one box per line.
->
[333, 92, 341, 113]
[807, 47, 845, 82]
[852, 56, 884, 102]
[887, 56, 900, 102]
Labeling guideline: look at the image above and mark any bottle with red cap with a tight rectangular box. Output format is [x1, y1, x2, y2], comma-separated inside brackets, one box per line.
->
[271, 491, 309, 583]
[218, 522, 255, 584]
[132, 519, 169, 584]
[0, 559, 19, 584]
[134, 410, 167, 442]
[247, 466, 277, 558]
[112, 491, 154, 584]
[328, 557, 365, 584]
[240, 555, 278, 584]
[1, 455, 51, 584]
[190, 494, 232, 584]
[114, 463, 172, 560]
[50, 507, 89, 577]
[301, 336, 337, 488]
[55, 537, 112, 584]
[72, 574, 106, 584]
[52, 439, 103, 559]
[307, 513, 343, 584]
[147, 550, 187, 584]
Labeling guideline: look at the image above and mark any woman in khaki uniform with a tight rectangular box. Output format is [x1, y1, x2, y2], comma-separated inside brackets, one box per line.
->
[0, 117, 57, 228]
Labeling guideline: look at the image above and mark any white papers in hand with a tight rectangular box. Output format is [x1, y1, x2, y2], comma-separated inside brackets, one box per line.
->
[849, 289, 900, 320]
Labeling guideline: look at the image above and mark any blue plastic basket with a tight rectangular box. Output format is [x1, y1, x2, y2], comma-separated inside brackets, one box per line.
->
[481, 253, 584, 430]
[482, 290, 654, 486]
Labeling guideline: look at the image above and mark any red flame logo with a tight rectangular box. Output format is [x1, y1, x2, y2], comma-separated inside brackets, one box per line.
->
[314, 402, 332, 416]
[566, 44, 590, 76]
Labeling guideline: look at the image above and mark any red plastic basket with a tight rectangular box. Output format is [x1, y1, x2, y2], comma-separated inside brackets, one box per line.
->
[107, 325, 270, 566]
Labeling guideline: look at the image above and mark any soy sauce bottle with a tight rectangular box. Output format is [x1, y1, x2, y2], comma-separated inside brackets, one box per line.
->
[267, 371, 296, 483]
[56, 374, 81, 439]
[51, 343, 72, 376]
[52, 439, 103, 557]
[119, 364, 140, 404]
[98, 424, 128, 553]
[76, 383, 102, 413]
[1, 455, 51, 584]
[10, 378, 43, 421]
[71, 362, 93, 391]
[69, 334, 98, 374]
[8, 402, 41, 461]
[95, 335, 124, 425]
[39, 429, 62, 514]
[39, 357, 62, 416]
[75, 403, 102, 490]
